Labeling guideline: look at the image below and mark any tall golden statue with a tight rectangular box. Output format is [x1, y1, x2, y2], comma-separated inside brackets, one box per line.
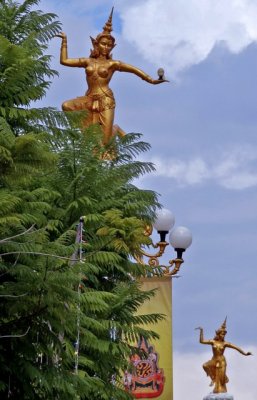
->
[56, 8, 167, 145]
[196, 318, 252, 394]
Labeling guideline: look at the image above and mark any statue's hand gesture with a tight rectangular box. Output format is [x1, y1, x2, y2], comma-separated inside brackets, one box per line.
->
[246, 352, 252, 356]
[55, 32, 67, 40]
[195, 327, 203, 331]
[152, 79, 169, 85]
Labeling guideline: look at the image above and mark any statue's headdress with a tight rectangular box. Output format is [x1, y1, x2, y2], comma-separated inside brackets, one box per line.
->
[216, 317, 227, 335]
[102, 7, 114, 37]
[90, 7, 115, 48]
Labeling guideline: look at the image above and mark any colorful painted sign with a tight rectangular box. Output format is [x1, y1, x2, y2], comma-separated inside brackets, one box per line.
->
[124, 276, 173, 400]
[124, 336, 165, 398]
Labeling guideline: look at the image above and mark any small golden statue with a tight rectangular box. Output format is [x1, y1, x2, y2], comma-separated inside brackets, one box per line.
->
[56, 8, 167, 145]
[196, 318, 252, 394]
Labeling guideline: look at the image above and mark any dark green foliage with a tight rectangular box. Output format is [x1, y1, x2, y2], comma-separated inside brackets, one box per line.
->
[0, 126, 163, 399]
[0, 1, 164, 399]
[43, 128, 163, 399]
[0, 0, 61, 132]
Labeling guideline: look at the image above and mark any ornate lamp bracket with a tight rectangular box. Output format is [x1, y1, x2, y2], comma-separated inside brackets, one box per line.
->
[163, 257, 184, 276]
[139, 241, 169, 267]
[137, 209, 192, 278]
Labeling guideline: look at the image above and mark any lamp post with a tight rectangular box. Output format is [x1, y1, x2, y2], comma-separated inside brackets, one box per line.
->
[135, 208, 192, 400]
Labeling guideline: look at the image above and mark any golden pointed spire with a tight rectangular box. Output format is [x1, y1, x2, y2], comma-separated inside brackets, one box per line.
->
[91, 7, 115, 48]
[222, 316, 227, 330]
[102, 7, 114, 36]
[217, 317, 227, 333]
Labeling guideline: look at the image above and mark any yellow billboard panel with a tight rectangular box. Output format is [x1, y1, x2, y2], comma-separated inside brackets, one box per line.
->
[123, 276, 173, 400]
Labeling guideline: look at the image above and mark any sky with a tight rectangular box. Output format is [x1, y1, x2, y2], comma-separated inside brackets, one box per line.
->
[39, 0, 257, 398]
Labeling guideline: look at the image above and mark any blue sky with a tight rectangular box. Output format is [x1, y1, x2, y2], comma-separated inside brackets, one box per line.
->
[40, 1, 257, 397]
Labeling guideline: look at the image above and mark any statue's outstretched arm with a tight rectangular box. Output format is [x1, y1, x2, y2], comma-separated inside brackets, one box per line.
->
[226, 342, 252, 356]
[195, 327, 212, 345]
[115, 61, 168, 84]
[56, 32, 87, 67]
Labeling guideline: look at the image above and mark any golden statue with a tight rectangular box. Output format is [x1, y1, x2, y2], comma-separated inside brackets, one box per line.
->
[56, 8, 167, 145]
[196, 318, 252, 394]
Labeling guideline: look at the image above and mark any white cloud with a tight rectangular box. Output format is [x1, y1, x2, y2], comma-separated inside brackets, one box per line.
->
[150, 146, 257, 189]
[173, 347, 257, 399]
[119, 0, 257, 76]
[154, 157, 210, 185]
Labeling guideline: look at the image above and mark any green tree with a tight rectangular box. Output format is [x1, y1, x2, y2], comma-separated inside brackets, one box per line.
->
[47, 128, 163, 399]
[0, 1, 163, 399]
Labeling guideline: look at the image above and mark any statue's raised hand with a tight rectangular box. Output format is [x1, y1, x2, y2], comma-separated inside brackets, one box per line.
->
[55, 32, 67, 40]
[152, 79, 169, 85]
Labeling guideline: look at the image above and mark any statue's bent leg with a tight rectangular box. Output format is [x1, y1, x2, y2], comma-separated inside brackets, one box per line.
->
[203, 360, 215, 386]
[62, 97, 87, 111]
[62, 96, 93, 126]
[113, 124, 126, 138]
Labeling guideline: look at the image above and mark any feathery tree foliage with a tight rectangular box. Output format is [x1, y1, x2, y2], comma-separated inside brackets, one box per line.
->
[0, 1, 163, 399]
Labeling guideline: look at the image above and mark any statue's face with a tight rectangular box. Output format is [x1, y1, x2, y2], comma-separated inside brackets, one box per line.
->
[98, 37, 113, 56]
[219, 331, 226, 341]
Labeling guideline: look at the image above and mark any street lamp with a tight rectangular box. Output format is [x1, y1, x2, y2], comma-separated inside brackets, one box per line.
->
[134, 208, 192, 400]
[139, 208, 192, 276]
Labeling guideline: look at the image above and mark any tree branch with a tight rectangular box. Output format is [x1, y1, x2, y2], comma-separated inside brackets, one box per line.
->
[0, 251, 76, 261]
[0, 225, 36, 243]
[0, 326, 30, 339]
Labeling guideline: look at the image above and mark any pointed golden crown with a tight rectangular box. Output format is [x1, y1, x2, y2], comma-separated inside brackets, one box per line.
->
[91, 7, 115, 48]
[102, 7, 114, 36]
[217, 317, 227, 333]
